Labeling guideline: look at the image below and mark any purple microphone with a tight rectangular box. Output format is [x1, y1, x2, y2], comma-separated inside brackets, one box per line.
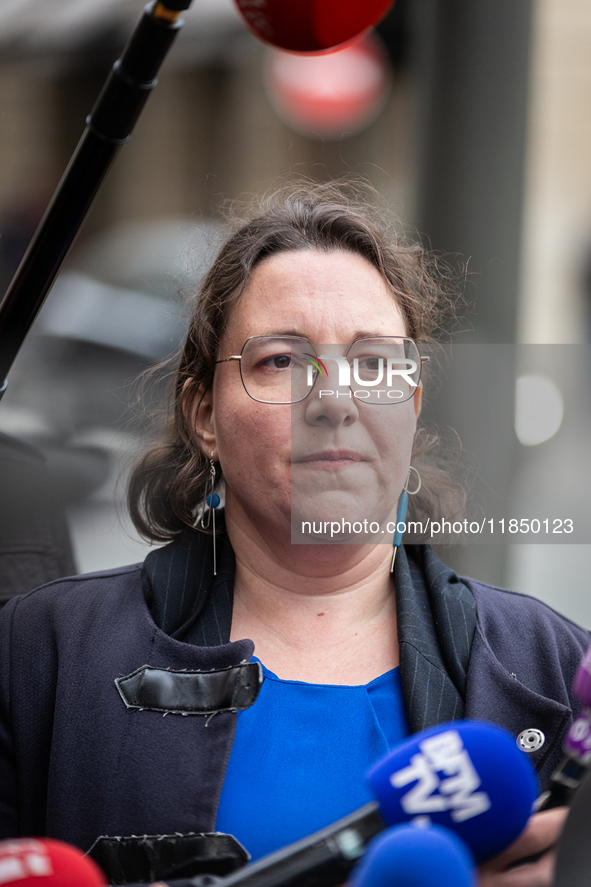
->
[538, 644, 591, 810]
[573, 646, 591, 706]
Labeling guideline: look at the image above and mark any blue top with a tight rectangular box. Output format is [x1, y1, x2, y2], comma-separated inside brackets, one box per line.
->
[215, 659, 409, 861]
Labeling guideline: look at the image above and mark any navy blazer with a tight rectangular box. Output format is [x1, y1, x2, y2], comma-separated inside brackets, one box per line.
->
[0, 542, 589, 852]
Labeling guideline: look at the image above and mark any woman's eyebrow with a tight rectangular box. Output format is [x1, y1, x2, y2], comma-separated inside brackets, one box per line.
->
[350, 330, 389, 340]
[263, 330, 307, 338]
[261, 330, 390, 340]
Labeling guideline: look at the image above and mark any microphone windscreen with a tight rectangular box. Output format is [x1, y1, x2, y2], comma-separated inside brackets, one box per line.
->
[348, 824, 475, 887]
[234, 0, 395, 53]
[366, 720, 538, 864]
[572, 644, 591, 707]
[0, 838, 107, 887]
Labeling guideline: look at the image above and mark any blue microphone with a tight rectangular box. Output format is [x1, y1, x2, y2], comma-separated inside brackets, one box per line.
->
[367, 720, 539, 864]
[197, 720, 537, 887]
[348, 824, 475, 887]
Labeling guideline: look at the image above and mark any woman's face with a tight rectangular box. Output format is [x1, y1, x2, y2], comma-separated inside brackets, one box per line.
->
[198, 249, 421, 547]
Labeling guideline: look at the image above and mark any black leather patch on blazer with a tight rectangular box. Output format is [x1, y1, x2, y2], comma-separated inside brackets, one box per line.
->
[115, 662, 263, 715]
[88, 831, 249, 884]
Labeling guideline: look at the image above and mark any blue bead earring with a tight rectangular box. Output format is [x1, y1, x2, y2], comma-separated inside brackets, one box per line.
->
[200, 454, 220, 575]
[390, 466, 421, 573]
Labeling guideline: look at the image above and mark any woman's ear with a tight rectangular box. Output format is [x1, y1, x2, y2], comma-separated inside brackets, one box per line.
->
[183, 382, 218, 461]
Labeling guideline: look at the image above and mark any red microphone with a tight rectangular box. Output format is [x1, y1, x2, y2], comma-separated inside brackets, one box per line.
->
[0, 839, 107, 887]
[234, 0, 396, 53]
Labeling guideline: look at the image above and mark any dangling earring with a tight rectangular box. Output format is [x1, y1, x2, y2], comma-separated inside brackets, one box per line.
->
[200, 453, 220, 575]
[390, 466, 421, 573]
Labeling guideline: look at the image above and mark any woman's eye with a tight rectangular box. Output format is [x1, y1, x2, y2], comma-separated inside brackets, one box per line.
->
[257, 353, 292, 369]
[272, 354, 291, 368]
[358, 356, 381, 369]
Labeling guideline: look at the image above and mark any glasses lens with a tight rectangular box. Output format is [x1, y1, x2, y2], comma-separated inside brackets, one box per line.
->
[347, 338, 421, 403]
[240, 337, 312, 404]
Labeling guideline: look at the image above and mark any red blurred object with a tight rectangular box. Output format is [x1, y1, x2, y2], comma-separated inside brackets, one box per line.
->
[266, 32, 391, 140]
[235, 0, 395, 53]
[0, 839, 107, 887]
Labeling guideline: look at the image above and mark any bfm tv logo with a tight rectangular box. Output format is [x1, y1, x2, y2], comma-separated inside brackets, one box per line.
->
[303, 354, 418, 400]
[390, 730, 491, 823]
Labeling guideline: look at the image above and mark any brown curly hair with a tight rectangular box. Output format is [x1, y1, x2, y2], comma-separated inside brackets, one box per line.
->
[128, 180, 465, 542]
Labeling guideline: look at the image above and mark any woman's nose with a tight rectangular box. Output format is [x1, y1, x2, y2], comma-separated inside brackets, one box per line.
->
[303, 362, 359, 426]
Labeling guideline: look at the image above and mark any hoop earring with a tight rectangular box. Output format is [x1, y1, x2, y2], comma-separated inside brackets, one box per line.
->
[390, 466, 421, 573]
[200, 455, 220, 576]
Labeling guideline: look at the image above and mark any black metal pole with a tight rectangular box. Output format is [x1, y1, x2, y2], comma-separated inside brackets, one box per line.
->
[0, 0, 193, 395]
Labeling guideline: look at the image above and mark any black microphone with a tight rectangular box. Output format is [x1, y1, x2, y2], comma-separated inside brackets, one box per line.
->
[0, 0, 194, 393]
[554, 767, 591, 886]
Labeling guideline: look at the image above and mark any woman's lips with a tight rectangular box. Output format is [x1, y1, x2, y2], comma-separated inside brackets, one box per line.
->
[294, 450, 367, 468]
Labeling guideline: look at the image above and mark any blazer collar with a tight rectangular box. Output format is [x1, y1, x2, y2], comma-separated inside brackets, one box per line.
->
[395, 545, 477, 733]
[142, 525, 478, 735]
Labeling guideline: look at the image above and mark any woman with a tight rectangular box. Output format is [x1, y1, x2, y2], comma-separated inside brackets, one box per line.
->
[0, 182, 587, 887]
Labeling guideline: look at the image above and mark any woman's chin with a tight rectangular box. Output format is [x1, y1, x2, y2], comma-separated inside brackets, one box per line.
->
[290, 494, 394, 544]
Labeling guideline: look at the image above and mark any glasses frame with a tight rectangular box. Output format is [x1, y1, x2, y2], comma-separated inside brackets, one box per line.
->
[215, 334, 430, 405]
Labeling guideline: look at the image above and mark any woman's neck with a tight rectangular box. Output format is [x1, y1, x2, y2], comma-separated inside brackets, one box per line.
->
[225, 505, 399, 684]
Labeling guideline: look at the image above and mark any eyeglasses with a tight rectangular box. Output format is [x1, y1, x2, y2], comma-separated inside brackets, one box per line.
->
[215, 335, 429, 405]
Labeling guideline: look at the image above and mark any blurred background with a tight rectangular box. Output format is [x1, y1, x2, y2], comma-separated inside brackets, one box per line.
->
[1, 0, 590, 622]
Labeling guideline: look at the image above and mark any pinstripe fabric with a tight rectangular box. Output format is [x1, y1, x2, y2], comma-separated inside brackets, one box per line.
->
[142, 525, 234, 646]
[142, 525, 477, 734]
[396, 545, 477, 733]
